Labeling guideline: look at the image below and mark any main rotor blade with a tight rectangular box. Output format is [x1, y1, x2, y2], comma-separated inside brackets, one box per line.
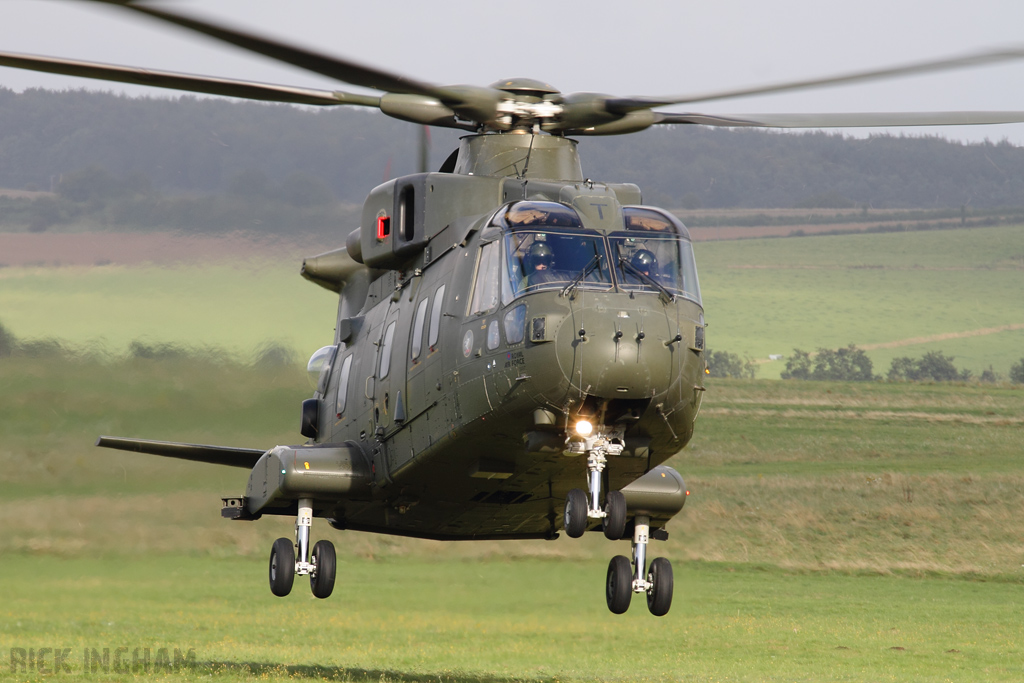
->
[607, 45, 1024, 111]
[0, 50, 379, 106]
[93, 0, 440, 98]
[652, 110, 1024, 128]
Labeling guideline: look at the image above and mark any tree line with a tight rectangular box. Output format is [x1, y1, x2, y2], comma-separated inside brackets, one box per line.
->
[706, 345, 1024, 383]
[3, 87, 1024, 220]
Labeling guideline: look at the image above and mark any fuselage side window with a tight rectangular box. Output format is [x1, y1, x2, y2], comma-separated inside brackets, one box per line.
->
[379, 321, 396, 379]
[410, 297, 429, 361]
[335, 354, 353, 417]
[470, 242, 501, 316]
[428, 284, 446, 351]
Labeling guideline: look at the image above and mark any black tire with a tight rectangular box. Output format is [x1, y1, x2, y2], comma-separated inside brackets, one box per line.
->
[269, 537, 295, 597]
[606, 555, 632, 614]
[603, 490, 627, 540]
[564, 488, 589, 538]
[310, 540, 337, 599]
[646, 556, 674, 617]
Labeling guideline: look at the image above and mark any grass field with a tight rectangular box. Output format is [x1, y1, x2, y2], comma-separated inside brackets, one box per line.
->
[0, 262, 339, 358]
[3, 354, 1024, 681]
[2, 224, 1023, 377]
[2, 225, 1023, 681]
[3, 556, 1022, 682]
[697, 224, 1024, 377]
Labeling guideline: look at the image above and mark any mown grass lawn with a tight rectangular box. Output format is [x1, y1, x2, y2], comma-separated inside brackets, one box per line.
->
[3, 555, 1022, 683]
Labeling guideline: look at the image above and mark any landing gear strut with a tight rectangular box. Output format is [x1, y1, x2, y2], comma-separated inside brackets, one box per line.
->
[563, 428, 677, 616]
[564, 431, 626, 539]
[268, 497, 337, 599]
[603, 514, 674, 616]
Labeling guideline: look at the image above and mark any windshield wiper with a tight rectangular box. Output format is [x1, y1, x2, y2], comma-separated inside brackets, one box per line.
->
[561, 253, 603, 298]
[618, 257, 675, 304]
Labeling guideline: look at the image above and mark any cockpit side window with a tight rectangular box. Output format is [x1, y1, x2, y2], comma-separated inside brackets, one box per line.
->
[470, 242, 501, 316]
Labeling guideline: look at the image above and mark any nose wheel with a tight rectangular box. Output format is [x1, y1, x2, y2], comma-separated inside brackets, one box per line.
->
[267, 498, 337, 599]
[562, 435, 627, 539]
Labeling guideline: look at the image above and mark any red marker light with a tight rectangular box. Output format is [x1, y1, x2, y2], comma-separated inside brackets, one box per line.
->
[686, 490, 690, 495]
[377, 215, 391, 240]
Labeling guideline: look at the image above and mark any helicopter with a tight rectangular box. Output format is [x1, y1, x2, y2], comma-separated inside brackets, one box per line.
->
[5, 1, 1024, 617]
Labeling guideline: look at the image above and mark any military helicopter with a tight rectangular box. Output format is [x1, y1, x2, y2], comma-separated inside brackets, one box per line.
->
[5, 1, 1024, 617]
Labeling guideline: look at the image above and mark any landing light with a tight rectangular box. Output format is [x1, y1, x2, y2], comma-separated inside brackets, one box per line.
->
[575, 420, 593, 437]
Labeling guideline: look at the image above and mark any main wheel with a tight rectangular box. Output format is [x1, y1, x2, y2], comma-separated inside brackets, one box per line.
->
[310, 540, 337, 599]
[646, 556, 674, 616]
[269, 537, 295, 597]
[606, 555, 632, 614]
[603, 490, 627, 540]
[564, 488, 589, 538]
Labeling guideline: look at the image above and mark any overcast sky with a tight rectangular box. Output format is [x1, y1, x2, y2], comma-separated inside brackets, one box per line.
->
[2, 0, 1024, 145]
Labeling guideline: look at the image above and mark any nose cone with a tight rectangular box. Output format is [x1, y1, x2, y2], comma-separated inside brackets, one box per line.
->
[554, 303, 686, 400]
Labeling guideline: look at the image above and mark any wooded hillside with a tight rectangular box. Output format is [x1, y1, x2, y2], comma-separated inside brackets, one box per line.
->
[2, 87, 1023, 217]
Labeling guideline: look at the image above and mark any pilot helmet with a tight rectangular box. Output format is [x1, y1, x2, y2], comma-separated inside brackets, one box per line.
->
[630, 249, 657, 275]
[525, 242, 555, 271]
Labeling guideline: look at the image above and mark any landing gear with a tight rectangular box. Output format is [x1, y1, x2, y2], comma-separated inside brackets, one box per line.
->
[623, 514, 674, 616]
[564, 488, 589, 538]
[563, 427, 676, 615]
[562, 429, 625, 538]
[646, 556, 673, 617]
[602, 520, 673, 616]
[606, 555, 632, 614]
[269, 537, 295, 597]
[310, 540, 337, 599]
[268, 497, 338, 599]
[603, 490, 627, 540]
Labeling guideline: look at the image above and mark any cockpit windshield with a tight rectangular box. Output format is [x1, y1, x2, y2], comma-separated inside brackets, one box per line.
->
[611, 207, 700, 303]
[492, 201, 700, 306]
[504, 229, 613, 300]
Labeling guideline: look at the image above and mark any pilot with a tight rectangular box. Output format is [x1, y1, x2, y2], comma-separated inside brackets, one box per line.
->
[630, 249, 658, 279]
[522, 242, 558, 288]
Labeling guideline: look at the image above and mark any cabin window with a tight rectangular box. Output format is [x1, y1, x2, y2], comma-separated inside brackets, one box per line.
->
[379, 321, 397, 379]
[428, 284, 445, 351]
[487, 320, 501, 350]
[410, 297, 429, 361]
[503, 304, 527, 345]
[470, 242, 501, 316]
[335, 354, 353, 417]
[504, 229, 612, 298]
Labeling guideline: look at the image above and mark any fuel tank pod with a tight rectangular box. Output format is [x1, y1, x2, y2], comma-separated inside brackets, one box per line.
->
[620, 465, 687, 521]
[245, 445, 373, 514]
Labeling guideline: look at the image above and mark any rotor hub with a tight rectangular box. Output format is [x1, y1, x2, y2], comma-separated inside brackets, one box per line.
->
[490, 77, 561, 99]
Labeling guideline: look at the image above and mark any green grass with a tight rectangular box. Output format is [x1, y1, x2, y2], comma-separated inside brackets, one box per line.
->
[3, 227, 1024, 681]
[3, 555, 1023, 682]
[0, 262, 338, 356]
[697, 225, 1024, 377]
[0, 355, 305, 498]
[3, 225, 1023, 378]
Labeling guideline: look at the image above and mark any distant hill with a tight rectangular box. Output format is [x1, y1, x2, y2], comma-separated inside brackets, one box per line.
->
[2, 87, 1024, 212]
